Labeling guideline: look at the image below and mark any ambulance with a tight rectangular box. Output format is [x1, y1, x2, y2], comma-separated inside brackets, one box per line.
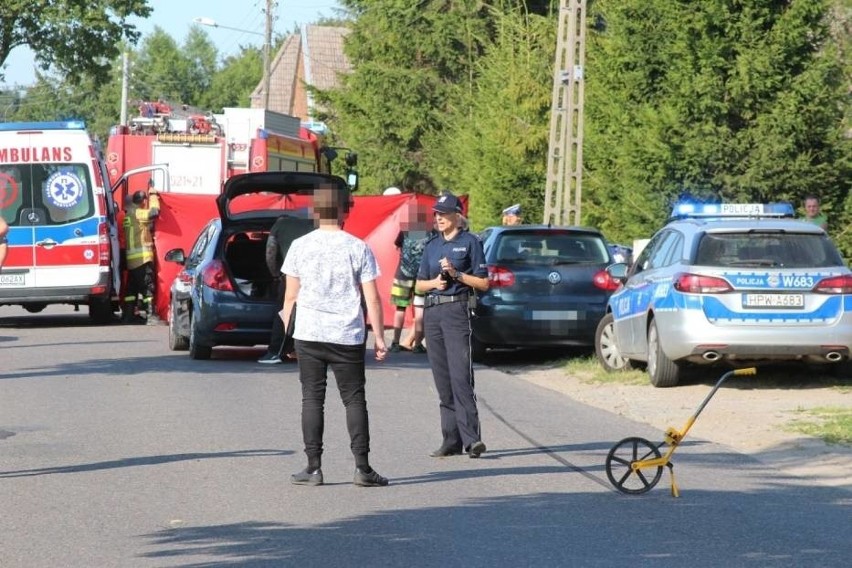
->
[0, 121, 121, 322]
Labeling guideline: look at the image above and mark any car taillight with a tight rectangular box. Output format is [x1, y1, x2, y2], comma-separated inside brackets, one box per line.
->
[98, 222, 110, 266]
[812, 275, 852, 294]
[593, 269, 621, 291]
[673, 273, 733, 294]
[201, 260, 233, 291]
[487, 265, 515, 288]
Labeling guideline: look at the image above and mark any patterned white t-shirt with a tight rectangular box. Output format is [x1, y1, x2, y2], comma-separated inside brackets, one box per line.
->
[281, 228, 380, 345]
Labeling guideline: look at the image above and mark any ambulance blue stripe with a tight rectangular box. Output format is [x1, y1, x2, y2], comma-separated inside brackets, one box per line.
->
[6, 217, 101, 245]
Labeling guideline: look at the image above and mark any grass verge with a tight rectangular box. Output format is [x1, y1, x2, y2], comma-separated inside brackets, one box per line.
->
[787, 407, 852, 446]
[562, 356, 646, 385]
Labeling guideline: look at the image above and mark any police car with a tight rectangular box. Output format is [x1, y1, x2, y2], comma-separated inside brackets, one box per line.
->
[595, 202, 852, 387]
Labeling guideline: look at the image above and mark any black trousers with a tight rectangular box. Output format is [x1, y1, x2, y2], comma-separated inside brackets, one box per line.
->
[125, 262, 154, 302]
[295, 339, 371, 467]
[423, 299, 481, 450]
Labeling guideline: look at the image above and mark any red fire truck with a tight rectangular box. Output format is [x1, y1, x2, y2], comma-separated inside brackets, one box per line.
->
[105, 101, 333, 198]
[104, 102, 347, 321]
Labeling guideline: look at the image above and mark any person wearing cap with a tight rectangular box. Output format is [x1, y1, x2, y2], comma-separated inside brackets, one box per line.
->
[502, 204, 523, 226]
[415, 192, 490, 459]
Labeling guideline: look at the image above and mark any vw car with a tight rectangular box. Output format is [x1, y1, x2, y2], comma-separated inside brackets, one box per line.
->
[595, 202, 852, 386]
[164, 172, 340, 359]
[471, 225, 620, 361]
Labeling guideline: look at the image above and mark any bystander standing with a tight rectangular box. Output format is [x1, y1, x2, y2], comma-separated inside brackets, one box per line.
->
[802, 195, 828, 230]
[281, 183, 390, 487]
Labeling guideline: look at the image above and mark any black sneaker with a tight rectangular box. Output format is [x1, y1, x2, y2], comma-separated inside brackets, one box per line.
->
[290, 468, 323, 486]
[353, 467, 389, 487]
[258, 353, 283, 364]
[389, 342, 401, 353]
[467, 441, 487, 459]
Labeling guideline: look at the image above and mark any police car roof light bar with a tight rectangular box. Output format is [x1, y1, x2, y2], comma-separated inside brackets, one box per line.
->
[669, 202, 794, 221]
[0, 120, 87, 132]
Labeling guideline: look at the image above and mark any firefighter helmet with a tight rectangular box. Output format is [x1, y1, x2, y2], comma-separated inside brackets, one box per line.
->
[132, 190, 147, 205]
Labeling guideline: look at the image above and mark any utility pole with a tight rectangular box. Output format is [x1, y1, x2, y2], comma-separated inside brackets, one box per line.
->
[120, 52, 130, 126]
[543, 0, 587, 226]
[263, 0, 275, 109]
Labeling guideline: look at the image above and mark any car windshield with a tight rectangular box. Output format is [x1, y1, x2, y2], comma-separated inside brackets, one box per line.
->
[694, 232, 845, 268]
[495, 231, 609, 265]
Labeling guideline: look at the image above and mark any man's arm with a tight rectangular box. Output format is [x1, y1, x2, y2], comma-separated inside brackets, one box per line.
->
[361, 278, 387, 360]
[281, 274, 300, 336]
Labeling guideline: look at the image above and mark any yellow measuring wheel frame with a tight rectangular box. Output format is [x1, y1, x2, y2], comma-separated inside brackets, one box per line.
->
[605, 367, 757, 497]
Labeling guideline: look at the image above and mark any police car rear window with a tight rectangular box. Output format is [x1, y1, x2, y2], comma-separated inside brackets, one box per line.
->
[695, 233, 844, 269]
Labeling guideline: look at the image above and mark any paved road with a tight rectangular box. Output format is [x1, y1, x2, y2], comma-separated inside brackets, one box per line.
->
[1, 306, 850, 567]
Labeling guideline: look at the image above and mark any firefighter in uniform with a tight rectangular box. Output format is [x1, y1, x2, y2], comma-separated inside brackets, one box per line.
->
[122, 188, 160, 324]
[415, 192, 490, 459]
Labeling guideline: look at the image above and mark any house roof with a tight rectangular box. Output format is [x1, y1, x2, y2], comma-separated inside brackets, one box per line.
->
[251, 25, 351, 118]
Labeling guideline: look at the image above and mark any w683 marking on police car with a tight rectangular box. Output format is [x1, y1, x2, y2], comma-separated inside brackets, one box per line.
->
[781, 275, 815, 288]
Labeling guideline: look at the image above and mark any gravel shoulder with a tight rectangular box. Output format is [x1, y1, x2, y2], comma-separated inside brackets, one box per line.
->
[515, 366, 852, 492]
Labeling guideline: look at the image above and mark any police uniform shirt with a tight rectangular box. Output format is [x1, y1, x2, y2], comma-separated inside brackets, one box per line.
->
[417, 229, 487, 296]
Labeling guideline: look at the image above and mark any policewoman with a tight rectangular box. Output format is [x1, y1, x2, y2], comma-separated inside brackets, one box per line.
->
[415, 192, 490, 459]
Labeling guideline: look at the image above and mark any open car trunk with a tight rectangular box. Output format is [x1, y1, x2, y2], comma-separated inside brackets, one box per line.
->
[222, 229, 279, 302]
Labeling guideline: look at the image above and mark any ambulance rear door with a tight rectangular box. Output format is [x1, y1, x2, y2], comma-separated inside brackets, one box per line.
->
[0, 122, 105, 298]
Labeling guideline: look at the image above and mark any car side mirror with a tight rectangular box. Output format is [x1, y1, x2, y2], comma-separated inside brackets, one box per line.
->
[164, 248, 186, 265]
[608, 262, 629, 281]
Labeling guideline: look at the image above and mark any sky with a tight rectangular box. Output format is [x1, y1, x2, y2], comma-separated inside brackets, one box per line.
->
[1, 0, 343, 87]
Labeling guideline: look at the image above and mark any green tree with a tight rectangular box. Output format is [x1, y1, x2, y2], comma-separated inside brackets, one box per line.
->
[0, 0, 152, 85]
[583, 0, 850, 253]
[319, 0, 495, 194]
[197, 47, 263, 112]
[426, 7, 554, 229]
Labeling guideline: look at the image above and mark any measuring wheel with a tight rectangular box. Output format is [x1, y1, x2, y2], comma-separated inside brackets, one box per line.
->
[605, 437, 664, 494]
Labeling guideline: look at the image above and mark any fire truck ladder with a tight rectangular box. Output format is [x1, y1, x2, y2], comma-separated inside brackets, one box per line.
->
[543, 0, 587, 227]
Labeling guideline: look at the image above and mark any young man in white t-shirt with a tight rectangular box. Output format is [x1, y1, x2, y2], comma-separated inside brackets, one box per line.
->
[280, 183, 390, 487]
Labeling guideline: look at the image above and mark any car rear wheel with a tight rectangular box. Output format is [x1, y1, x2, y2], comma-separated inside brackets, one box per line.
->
[168, 305, 189, 351]
[647, 319, 681, 387]
[188, 314, 212, 360]
[595, 313, 632, 372]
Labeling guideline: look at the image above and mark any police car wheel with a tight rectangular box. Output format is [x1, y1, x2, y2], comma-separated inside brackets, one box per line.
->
[647, 319, 682, 388]
[595, 313, 632, 372]
[188, 315, 212, 360]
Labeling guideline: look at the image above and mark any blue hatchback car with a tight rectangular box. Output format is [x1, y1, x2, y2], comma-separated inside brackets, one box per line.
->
[164, 172, 345, 359]
[470, 225, 621, 361]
